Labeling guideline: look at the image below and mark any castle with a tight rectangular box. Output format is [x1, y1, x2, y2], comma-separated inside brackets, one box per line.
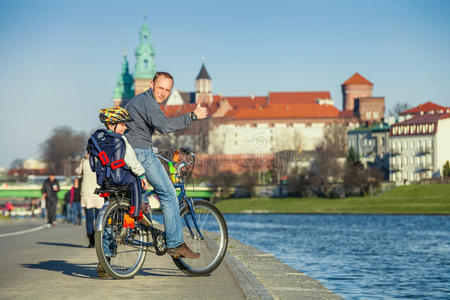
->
[112, 19, 386, 156]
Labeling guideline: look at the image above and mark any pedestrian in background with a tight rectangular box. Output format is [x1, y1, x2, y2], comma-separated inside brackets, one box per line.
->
[70, 177, 82, 226]
[63, 189, 72, 223]
[77, 153, 104, 248]
[41, 173, 60, 226]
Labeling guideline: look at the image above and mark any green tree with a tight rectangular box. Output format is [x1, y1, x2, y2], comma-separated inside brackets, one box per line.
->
[443, 161, 450, 178]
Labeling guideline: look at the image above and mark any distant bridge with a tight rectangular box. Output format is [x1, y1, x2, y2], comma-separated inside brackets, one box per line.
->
[0, 186, 212, 200]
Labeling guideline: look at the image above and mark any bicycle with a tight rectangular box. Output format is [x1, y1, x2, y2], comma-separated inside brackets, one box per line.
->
[94, 147, 228, 279]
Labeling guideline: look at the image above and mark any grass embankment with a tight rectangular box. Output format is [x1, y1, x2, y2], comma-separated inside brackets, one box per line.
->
[215, 184, 450, 214]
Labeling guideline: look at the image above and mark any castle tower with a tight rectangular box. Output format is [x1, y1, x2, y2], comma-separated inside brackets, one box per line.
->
[113, 51, 134, 106]
[195, 62, 212, 105]
[341, 72, 373, 111]
[134, 16, 156, 96]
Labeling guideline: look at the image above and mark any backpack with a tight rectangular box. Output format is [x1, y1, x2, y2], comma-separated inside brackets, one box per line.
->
[87, 129, 132, 187]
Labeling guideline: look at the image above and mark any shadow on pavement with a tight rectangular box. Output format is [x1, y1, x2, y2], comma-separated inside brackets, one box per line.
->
[21, 261, 188, 278]
[37, 241, 86, 248]
[21, 260, 97, 278]
[139, 267, 188, 277]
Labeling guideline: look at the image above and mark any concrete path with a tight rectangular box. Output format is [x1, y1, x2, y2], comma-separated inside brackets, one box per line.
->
[0, 218, 341, 299]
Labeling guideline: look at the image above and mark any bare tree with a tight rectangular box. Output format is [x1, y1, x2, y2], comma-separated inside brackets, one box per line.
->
[209, 170, 236, 201]
[40, 126, 87, 175]
[309, 142, 342, 197]
[323, 123, 347, 156]
[343, 152, 383, 196]
[389, 102, 411, 117]
[10, 158, 25, 169]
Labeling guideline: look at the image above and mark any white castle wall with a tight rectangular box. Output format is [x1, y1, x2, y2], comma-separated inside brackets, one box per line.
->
[208, 122, 327, 154]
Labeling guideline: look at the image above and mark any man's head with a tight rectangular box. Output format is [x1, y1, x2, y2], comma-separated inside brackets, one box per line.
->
[150, 72, 174, 103]
[49, 173, 55, 181]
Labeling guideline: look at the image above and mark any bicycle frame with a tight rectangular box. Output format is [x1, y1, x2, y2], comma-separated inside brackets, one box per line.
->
[117, 152, 205, 248]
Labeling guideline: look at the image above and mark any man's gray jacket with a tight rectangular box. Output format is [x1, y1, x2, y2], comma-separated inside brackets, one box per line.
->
[125, 89, 192, 149]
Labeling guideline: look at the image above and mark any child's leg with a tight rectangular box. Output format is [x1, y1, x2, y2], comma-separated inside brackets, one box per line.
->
[120, 173, 142, 218]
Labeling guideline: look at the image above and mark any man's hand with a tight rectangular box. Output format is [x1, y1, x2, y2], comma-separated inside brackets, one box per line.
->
[141, 177, 149, 190]
[193, 103, 208, 120]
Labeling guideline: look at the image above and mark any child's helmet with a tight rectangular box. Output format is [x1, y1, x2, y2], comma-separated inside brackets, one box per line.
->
[99, 106, 133, 124]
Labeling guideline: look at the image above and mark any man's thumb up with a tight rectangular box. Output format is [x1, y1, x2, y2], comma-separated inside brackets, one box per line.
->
[193, 103, 208, 120]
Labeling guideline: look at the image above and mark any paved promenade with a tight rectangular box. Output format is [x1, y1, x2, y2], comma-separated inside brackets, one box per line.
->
[0, 218, 341, 299]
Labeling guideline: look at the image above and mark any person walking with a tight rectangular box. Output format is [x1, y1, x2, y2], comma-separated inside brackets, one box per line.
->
[125, 71, 207, 258]
[70, 177, 82, 226]
[78, 153, 104, 248]
[41, 173, 60, 226]
[63, 188, 72, 223]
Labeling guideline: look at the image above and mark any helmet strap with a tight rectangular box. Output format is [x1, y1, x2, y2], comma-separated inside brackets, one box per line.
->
[113, 124, 118, 132]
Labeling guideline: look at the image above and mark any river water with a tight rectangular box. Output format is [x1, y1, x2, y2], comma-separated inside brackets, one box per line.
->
[223, 214, 450, 299]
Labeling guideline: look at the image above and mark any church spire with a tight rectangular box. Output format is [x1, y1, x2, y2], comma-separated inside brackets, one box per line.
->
[195, 60, 212, 105]
[134, 15, 156, 95]
[134, 15, 156, 79]
[113, 50, 134, 106]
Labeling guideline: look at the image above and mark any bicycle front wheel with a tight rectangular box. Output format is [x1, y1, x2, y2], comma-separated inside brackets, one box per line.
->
[173, 199, 228, 276]
[95, 199, 148, 279]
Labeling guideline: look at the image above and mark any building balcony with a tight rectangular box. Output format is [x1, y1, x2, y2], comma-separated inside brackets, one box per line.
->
[418, 148, 434, 155]
[390, 149, 401, 156]
[418, 166, 433, 172]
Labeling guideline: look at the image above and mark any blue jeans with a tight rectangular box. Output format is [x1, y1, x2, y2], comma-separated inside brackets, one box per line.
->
[134, 148, 183, 248]
[65, 203, 72, 222]
[72, 202, 82, 225]
[84, 208, 99, 236]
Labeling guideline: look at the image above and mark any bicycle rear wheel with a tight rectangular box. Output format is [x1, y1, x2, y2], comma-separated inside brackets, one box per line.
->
[95, 199, 148, 279]
[173, 199, 228, 276]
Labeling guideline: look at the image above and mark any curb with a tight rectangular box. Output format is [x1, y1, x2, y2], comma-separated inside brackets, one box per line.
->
[226, 238, 343, 299]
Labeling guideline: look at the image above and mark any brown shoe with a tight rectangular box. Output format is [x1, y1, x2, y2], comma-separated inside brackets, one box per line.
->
[168, 243, 200, 259]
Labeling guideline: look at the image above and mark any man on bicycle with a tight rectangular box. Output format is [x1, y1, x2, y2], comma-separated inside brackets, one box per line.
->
[125, 71, 207, 259]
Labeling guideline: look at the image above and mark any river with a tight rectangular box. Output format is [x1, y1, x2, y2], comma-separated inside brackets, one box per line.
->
[223, 214, 450, 299]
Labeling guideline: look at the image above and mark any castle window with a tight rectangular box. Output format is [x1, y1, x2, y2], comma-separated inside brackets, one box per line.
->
[144, 59, 148, 69]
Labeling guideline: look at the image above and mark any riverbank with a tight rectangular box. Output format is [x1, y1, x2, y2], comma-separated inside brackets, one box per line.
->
[215, 184, 450, 214]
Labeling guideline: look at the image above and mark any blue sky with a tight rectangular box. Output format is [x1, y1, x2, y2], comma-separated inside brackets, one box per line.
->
[1, 0, 449, 168]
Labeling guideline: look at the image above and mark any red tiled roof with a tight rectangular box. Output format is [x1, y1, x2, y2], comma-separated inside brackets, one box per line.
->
[230, 103, 339, 120]
[390, 113, 450, 136]
[400, 101, 450, 115]
[395, 113, 450, 126]
[268, 91, 331, 104]
[223, 96, 267, 109]
[160, 103, 196, 118]
[342, 73, 373, 86]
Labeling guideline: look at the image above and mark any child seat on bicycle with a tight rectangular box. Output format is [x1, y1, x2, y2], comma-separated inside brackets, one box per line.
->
[87, 106, 149, 219]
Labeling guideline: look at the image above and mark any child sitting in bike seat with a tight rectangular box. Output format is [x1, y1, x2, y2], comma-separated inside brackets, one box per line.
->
[98, 106, 149, 219]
